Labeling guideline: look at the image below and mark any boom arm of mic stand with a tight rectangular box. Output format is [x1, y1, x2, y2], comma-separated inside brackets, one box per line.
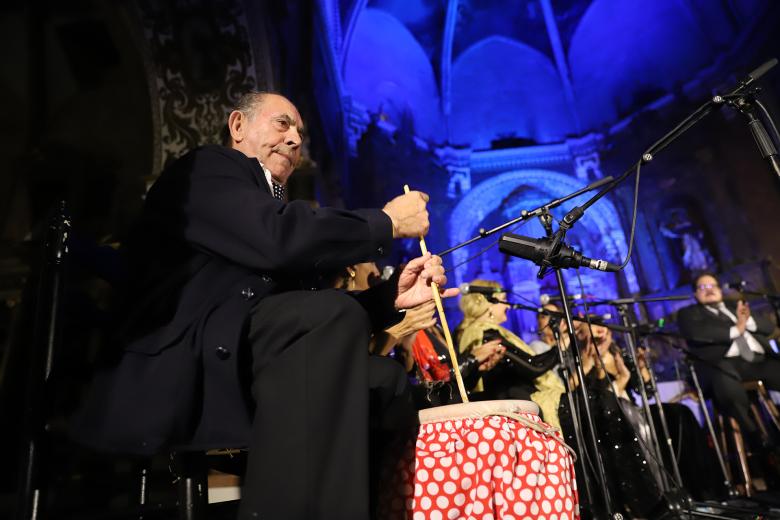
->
[559, 97, 719, 236]
[586, 294, 694, 306]
[509, 303, 635, 333]
[436, 175, 614, 257]
[560, 59, 779, 247]
[553, 269, 616, 515]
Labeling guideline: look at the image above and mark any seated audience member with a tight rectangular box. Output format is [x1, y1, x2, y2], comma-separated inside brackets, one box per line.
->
[455, 279, 564, 427]
[71, 91, 457, 520]
[677, 272, 780, 446]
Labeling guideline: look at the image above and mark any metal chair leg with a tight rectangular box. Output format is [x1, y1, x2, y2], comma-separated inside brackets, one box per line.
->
[171, 452, 208, 520]
[756, 380, 780, 432]
[728, 417, 754, 497]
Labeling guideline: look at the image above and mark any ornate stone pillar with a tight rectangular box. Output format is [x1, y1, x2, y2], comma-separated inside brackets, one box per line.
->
[566, 133, 604, 182]
[134, 0, 260, 174]
[435, 145, 472, 199]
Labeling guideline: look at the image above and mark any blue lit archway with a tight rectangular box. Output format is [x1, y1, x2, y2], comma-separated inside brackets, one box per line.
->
[449, 170, 639, 325]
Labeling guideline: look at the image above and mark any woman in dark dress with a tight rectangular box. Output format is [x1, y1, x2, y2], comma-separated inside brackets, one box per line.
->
[565, 320, 665, 518]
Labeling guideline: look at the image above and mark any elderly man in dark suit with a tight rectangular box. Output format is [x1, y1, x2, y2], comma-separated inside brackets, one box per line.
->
[73, 92, 456, 519]
[677, 272, 780, 442]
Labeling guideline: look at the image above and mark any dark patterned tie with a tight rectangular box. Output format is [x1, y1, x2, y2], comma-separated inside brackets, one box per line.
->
[712, 306, 757, 362]
[271, 182, 286, 201]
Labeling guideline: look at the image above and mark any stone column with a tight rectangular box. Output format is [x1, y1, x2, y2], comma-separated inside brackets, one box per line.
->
[435, 145, 472, 199]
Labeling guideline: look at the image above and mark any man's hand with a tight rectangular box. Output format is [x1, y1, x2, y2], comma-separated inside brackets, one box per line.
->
[736, 300, 750, 334]
[394, 253, 458, 309]
[383, 191, 430, 238]
[385, 301, 437, 341]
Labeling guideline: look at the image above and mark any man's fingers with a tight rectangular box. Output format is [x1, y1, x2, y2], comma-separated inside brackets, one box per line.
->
[421, 318, 437, 329]
[430, 274, 448, 286]
[439, 287, 459, 298]
[423, 254, 443, 268]
[404, 253, 430, 273]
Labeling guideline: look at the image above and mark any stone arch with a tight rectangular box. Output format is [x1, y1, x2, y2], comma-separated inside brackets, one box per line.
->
[449, 169, 639, 295]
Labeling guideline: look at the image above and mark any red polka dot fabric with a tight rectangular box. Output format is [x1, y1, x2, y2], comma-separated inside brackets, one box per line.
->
[379, 412, 579, 520]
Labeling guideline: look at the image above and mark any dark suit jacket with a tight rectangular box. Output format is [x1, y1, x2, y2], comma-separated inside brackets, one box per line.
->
[677, 301, 776, 365]
[72, 145, 397, 454]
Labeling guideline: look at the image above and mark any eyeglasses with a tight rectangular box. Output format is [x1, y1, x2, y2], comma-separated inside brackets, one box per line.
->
[696, 283, 720, 290]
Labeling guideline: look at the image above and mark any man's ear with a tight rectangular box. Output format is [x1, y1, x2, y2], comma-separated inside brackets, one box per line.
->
[228, 110, 244, 143]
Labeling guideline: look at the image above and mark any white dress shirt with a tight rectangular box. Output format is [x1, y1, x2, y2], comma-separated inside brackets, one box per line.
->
[705, 302, 765, 357]
[260, 163, 275, 192]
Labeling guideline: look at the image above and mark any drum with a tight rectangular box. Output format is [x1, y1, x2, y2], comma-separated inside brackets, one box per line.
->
[379, 400, 579, 520]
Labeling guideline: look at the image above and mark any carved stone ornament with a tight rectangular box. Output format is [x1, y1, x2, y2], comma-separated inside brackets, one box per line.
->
[137, 0, 258, 170]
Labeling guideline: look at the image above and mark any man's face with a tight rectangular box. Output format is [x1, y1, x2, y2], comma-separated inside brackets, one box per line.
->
[694, 275, 722, 305]
[230, 94, 304, 184]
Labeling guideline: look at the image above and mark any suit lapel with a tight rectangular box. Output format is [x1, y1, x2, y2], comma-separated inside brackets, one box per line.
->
[241, 154, 271, 195]
[701, 304, 734, 325]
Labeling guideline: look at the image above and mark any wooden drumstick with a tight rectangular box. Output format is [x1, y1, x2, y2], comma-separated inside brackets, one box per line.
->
[404, 185, 469, 403]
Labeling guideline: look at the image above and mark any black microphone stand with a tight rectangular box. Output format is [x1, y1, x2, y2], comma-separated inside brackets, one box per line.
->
[507, 302, 747, 518]
[613, 303, 704, 520]
[718, 87, 780, 180]
[586, 294, 697, 501]
[532, 60, 780, 284]
[645, 333, 743, 504]
[673, 342, 738, 499]
[537, 209, 617, 519]
[614, 304, 676, 489]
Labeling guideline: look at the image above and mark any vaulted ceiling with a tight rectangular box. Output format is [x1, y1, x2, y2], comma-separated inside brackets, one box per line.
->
[333, 0, 771, 149]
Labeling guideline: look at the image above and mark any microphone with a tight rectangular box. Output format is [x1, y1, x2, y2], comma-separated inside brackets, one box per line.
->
[726, 58, 778, 97]
[499, 233, 620, 273]
[539, 293, 584, 305]
[722, 279, 746, 291]
[743, 106, 780, 177]
[582, 313, 613, 322]
[459, 283, 507, 295]
[720, 59, 780, 177]
[381, 265, 395, 281]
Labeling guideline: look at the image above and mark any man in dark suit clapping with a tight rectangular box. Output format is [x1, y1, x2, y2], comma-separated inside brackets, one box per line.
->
[677, 272, 780, 441]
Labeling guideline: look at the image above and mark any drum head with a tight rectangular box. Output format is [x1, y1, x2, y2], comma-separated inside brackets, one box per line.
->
[418, 399, 539, 424]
